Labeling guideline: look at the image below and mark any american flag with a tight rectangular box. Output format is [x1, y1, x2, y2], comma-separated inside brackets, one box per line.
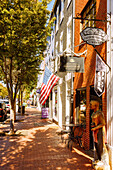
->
[39, 66, 60, 105]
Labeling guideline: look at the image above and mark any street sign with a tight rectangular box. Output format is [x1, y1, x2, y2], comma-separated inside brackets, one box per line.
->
[80, 27, 107, 47]
[59, 56, 84, 73]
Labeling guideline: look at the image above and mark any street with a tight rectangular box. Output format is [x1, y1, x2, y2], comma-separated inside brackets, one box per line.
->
[0, 107, 94, 170]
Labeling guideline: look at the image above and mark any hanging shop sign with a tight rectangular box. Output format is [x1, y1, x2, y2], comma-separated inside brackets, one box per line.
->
[80, 27, 107, 47]
[59, 56, 84, 73]
[94, 53, 107, 97]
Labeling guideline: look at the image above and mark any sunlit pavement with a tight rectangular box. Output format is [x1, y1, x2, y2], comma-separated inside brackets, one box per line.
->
[0, 107, 94, 170]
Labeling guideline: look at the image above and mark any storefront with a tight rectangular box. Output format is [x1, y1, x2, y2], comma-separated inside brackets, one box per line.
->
[74, 85, 103, 149]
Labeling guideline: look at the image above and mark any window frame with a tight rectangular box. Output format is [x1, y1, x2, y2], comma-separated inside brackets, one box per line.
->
[75, 88, 86, 125]
[81, 0, 96, 30]
[67, 15, 72, 49]
[67, 0, 72, 9]
[60, 0, 64, 24]
[60, 31, 63, 53]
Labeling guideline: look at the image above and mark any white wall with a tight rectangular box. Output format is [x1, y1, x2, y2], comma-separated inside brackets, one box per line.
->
[58, 85, 62, 128]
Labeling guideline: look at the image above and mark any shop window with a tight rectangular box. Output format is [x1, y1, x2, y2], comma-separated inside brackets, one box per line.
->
[90, 85, 102, 110]
[76, 89, 86, 125]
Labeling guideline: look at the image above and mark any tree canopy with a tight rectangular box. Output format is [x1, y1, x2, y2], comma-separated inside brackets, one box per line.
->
[0, 0, 53, 99]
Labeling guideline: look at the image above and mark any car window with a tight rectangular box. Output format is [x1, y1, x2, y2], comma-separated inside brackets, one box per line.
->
[5, 101, 9, 104]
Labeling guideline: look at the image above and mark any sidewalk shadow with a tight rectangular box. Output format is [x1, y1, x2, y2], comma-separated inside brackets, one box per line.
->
[0, 108, 94, 170]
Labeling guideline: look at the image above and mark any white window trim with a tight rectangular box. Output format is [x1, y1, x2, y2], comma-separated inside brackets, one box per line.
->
[67, 0, 71, 9]
[67, 15, 72, 26]
[67, 15, 72, 49]
[80, 22, 82, 43]
[60, 31, 63, 53]
[55, 57, 58, 72]
[56, 5, 59, 33]
[56, 41, 58, 56]
[60, 0, 64, 24]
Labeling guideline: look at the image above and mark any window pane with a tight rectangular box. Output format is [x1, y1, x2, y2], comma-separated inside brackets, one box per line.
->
[76, 89, 86, 125]
[81, 0, 96, 30]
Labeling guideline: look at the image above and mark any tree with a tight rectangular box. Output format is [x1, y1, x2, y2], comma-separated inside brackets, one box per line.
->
[0, 0, 54, 134]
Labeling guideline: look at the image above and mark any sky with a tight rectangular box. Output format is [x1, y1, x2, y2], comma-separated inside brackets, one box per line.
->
[47, 0, 55, 12]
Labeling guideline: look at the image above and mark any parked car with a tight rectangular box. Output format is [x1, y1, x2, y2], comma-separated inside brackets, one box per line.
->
[3, 100, 10, 113]
[0, 101, 7, 122]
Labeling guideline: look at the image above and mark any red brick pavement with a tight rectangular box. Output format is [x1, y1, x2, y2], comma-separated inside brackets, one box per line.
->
[0, 107, 94, 170]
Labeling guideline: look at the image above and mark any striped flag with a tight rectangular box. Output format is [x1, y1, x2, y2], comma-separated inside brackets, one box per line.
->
[39, 66, 60, 105]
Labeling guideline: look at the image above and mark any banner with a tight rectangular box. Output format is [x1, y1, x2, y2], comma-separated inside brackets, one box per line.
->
[94, 54, 107, 97]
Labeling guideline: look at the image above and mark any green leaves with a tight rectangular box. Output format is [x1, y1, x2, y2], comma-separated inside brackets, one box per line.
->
[0, 83, 8, 98]
[0, 0, 53, 99]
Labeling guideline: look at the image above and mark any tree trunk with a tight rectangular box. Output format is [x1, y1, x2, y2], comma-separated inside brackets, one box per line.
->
[21, 90, 23, 115]
[9, 99, 16, 134]
[18, 90, 20, 113]
[14, 100, 16, 121]
[10, 107, 15, 134]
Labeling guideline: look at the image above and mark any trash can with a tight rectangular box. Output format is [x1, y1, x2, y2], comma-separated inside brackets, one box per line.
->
[22, 106, 25, 114]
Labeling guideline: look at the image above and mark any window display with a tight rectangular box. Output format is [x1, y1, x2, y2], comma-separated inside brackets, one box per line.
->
[76, 89, 86, 125]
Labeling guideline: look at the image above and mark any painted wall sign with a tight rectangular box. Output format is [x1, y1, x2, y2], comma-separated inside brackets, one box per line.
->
[80, 27, 107, 46]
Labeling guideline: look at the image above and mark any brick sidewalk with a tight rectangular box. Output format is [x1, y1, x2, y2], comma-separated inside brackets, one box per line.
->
[0, 107, 94, 170]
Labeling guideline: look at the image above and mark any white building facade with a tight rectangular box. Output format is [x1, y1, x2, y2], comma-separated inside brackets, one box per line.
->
[43, 0, 75, 128]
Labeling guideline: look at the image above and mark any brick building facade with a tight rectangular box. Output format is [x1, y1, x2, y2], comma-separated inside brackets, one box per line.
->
[73, 0, 107, 150]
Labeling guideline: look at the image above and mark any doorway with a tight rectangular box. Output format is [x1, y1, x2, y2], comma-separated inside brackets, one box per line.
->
[90, 85, 102, 149]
